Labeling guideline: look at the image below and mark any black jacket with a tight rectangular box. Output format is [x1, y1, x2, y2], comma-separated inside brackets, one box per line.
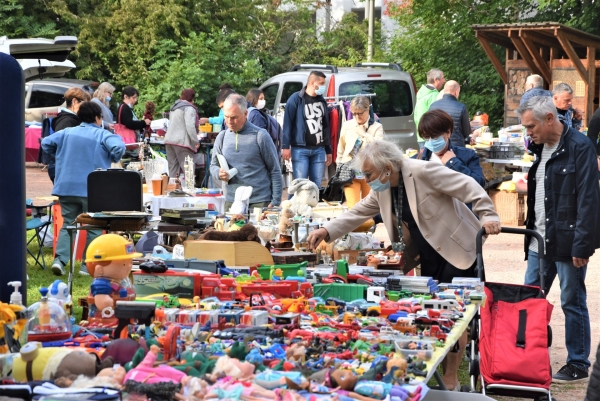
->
[117, 103, 147, 131]
[585, 342, 600, 401]
[525, 123, 600, 262]
[429, 94, 471, 148]
[586, 107, 600, 155]
[52, 110, 80, 132]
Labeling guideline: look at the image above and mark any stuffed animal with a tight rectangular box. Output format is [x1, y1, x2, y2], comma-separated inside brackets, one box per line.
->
[278, 208, 295, 234]
[288, 178, 319, 217]
[199, 224, 261, 243]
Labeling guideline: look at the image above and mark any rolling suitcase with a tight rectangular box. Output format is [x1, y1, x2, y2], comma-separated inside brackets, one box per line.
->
[87, 168, 143, 212]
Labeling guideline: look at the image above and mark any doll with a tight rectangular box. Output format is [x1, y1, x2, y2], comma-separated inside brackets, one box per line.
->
[124, 345, 188, 384]
[144, 101, 156, 139]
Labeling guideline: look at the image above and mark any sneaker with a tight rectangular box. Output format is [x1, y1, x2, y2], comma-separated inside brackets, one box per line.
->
[552, 364, 589, 384]
[79, 264, 90, 276]
[51, 259, 65, 276]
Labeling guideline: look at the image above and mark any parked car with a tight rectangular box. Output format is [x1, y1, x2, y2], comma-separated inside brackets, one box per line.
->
[259, 62, 419, 157]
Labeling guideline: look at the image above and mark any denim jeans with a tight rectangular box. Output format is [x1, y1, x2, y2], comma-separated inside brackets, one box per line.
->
[56, 196, 102, 266]
[291, 146, 326, 189]
[525, 250, 591, 370]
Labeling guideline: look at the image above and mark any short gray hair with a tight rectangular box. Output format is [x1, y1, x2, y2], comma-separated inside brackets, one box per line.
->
[427, 69, 444, 84]
[525, 74, 544, 88]
[223, 93, 247, 113]
[351, 139, 404, 173]
[552, 82, 573, 96]
[516, 96, 558, 123]
[350, 96, 370, 112]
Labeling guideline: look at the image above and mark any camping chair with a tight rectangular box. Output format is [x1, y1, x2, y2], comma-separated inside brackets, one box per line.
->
[26, 198, 55, 269]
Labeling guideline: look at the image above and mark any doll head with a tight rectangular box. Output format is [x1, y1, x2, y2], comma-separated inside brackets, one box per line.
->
[97, 365, 127, 387]
[329, 369, 358, 391]
[85, 234, 141, 277]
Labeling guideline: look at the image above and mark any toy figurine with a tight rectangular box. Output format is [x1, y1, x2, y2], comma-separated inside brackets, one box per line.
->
[85, 234, 140, 321]
[124, 345, 187, 384]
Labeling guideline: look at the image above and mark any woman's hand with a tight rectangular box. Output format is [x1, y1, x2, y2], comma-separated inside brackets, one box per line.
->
[483, 221, 501, 235]
[307, 228, 329, 251]
[199, 118, 209, 125]
[144, 119, 151, 125]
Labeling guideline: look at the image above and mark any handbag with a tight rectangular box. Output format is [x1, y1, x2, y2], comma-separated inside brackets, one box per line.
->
[321, 169, 348, 202]
[331, 162, 354, 185]
[114, 104, 138, 146]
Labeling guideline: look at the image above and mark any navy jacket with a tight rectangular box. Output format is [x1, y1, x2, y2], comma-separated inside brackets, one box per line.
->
[525, 123, 600, 262]
[282, 87, 332, 154]
[429, 94, 470, 148]
[519, 87, 552, 106]
[419, 142, 485, 187]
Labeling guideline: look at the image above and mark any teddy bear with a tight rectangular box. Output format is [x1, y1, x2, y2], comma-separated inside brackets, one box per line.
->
[199, 224, 261, 243]
[288, 178, 319, 217]
[278, 208, 295, 236]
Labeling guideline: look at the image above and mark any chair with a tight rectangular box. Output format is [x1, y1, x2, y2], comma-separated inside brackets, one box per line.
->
[26, 198, 55, 269]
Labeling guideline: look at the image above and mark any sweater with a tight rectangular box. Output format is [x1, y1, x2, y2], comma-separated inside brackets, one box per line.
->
[208, 108, 224, 125]
[165, 100, 199, 151]
[91, 98, 114, 129]
[210, 121, 282, 206]
[41, 123, 126, 197]
[413, 85, 439, 140]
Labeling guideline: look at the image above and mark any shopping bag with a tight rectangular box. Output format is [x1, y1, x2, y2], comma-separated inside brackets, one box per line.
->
[115, 105, 139, 148]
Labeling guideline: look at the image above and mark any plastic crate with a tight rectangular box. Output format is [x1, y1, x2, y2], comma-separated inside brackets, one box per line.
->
[313, 283, 367, 301]
[488, 190, 527, 226]
[490, 144, 525, 159]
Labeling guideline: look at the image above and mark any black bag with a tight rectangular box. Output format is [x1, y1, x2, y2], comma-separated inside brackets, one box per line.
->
[320, 170, 348, 202]
[332, 162, 354, 184]
[87, 168, 143, 212]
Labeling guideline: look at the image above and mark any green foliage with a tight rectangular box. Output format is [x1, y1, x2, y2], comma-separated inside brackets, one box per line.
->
[0, 0, 59, 38]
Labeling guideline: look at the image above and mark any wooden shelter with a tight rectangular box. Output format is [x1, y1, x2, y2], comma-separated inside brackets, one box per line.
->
[472, 22, 600, 127]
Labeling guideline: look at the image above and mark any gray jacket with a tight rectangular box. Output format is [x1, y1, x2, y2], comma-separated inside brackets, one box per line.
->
[165, 100, 198, 151]
[91, 98, 114, 130]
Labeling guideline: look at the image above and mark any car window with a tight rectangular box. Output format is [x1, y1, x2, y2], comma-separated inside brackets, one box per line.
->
[339, 80, 413, 117]
[29, 84, 67, 109]
[281, 82, 303, 105]
[262, 84, 279, 111]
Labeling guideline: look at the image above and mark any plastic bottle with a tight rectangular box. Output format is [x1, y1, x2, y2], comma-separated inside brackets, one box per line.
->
[7, 281, 28, 346]
[38, 287, 51, 331]
[7, 281, 23, 306]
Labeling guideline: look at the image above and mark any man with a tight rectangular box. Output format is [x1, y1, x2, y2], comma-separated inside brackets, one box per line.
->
[414, 68, 446, 147]
[282, 71, 332, 189]
[519, 74, 552, 106]
[429, 80, 471, 147]
[42, 102, 126, 276]
[517, 96, 599, 384]
[553, 83, 583, 130]
[210, 94, 282, 211]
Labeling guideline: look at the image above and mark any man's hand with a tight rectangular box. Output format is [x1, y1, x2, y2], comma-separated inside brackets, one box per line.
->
[199, 118, 209, 125]
[574, 108, 583, 120]
[441, 149, 456, 165]
[282, 148, 291, 161]
[326, 154, 332, 166]
[307, 228, 329, 251]
[218, 168, 230, 182]
[483, 221, 501, 235]
[573, 257, 589, 268]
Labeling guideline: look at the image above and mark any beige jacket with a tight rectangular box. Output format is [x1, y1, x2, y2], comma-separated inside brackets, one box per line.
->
[324, 158, 499, 272]
[336, 119, 384, 164]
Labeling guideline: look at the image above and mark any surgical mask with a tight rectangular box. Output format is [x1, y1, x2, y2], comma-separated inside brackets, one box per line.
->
[367, 171, 391, 192]
[424, 136, 447, 153]
[315, 85, 326, 96]
[106, 96, 112, 102]
[256, 99, 266, 110]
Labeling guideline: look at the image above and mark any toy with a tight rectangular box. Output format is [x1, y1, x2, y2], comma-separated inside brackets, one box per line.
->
[85, 234, 140, 321]
[278, 208, 295, 238]
[26, 288, 72, 342]
[199, 224, 261, 244]
[47, 280, 73, 314]
[124, 345, 187, 384]
[288, 178, 319, 217]
[55, 365, 126, 389]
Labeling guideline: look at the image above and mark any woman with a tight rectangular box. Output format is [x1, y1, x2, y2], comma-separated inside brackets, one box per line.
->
[245, 88, 269, 129]
[48, 87, 92, 183]
[165, 88, 200, 179]
[307, 139, 501, 391]
[91, 82, 116, 131]
[418, 109, 484, 187]
[116, 86, 151, 141]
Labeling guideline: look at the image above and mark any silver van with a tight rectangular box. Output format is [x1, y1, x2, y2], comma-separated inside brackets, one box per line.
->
[259, 63, 419, 156]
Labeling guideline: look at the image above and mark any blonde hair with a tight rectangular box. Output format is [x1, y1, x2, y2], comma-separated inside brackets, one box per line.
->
[93, 82, 116, 106]
[350, 96, 370, 113]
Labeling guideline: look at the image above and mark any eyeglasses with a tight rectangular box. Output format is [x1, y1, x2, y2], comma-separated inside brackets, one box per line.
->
[352, 110, 369, 116]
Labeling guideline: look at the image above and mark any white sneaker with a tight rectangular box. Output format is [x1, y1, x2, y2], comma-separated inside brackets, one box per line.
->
[79, 264, 90, 276]
[51, 259, 65, 276]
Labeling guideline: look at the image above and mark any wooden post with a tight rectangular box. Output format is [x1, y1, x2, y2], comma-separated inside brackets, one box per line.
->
[556, 32, 589, 84]
[520, 32, 551, 84]
[476, 33, 507, 84]
[586, 46, 596, 127]
[509, 30, 541, 77]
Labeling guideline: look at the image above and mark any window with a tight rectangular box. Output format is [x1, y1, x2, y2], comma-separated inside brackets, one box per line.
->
[28, 84, 67, 109]
[281, 82, 303, 105]
[262, 84, 279, 111]
[339, 80, 413, 117]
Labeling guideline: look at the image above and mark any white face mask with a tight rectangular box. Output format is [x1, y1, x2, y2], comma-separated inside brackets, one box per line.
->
[256, 99, 266, 110]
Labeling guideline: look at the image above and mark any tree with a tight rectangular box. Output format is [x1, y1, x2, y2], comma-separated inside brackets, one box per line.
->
[0, 0, 60, 38]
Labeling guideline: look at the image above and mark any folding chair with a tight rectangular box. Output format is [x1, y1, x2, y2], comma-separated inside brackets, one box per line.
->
[26, 198, 55, 269]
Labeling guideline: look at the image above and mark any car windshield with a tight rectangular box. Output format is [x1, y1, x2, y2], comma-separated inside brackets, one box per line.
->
[338, 79, 413, 117]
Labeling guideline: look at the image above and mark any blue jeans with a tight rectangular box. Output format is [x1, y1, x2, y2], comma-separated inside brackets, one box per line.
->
[56, 196, 101, 267]
[291, 146, 326, 189]
[525, 250, 591, 370]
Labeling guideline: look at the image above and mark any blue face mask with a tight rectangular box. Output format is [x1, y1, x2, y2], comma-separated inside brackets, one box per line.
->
[315, 85, 326, 96]
[106, 96, 112, 102]
[424, 136, 447, 153]
[367, 171, 391, 192]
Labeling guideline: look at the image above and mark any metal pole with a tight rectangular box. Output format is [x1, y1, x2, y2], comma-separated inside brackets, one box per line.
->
[325, 0, 331, 32]
[367, 0, 374, 61]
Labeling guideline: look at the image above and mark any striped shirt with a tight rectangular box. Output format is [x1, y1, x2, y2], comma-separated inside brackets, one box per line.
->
[529, 142, 559, 253]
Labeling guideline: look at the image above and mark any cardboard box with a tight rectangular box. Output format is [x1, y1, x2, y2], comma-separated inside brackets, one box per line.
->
[333, 249, 378, 264]
[133, 270, 208, 298]
[240, 310, 269, 326]
[184, 240, 274, 266]
[196, 310, 220, 325]
[489, 190, 526, 226]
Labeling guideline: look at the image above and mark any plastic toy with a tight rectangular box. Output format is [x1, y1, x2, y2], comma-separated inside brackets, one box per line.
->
[47, 280, 73, 314]
[26, 287, 72, 342]
[288, 178, 319, 217]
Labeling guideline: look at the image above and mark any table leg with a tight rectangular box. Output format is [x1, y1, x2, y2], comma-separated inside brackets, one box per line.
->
[202, 147, 213, 188]
[433, 370, 448, 391]
[67, 225, 75, 300]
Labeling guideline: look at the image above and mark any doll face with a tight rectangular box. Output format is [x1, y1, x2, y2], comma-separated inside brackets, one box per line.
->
[230, 358, 255, 378]
[97, 365, 127, 385]
[331, 369, 358, 391]
[93, 259, 133, 279]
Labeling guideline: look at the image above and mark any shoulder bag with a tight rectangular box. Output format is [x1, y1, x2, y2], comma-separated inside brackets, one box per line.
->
[114, 104, 138, 146]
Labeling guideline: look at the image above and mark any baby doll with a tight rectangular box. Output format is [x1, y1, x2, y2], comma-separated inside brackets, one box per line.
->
[124, 345, 188, 384]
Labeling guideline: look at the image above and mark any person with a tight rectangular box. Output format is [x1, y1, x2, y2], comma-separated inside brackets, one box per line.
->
[116, 86, 151, 141]
[41, 102, 126, 276]
[165, 89, 200, 179]
[552, 83, 583, 130]
[336, 95, 384, 231]
[519, 74, 552, 106]
[517, 96, 600, 383]
[585, 342, 600, 400]
[199, 83, 235, 128]
[413, 68, 446, 148]
[246, 88, 282, 152]
[91, 82, 116, 130]
[586, 106, 600, 155]
[282, 71, 332, 188]
[418, 109, 484, 189]
[143, 101, 156, 139]
[48, 88, 92, 183]
[307, 139, 500, 390]
[210, 94, 282, 211]
[429, 80, 471, 147]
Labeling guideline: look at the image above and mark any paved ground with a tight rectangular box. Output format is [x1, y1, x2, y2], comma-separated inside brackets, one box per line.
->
[26, 163, 596, 400]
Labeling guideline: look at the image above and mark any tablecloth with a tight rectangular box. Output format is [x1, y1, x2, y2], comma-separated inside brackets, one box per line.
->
[143, 194, 226, 216]
[25, 126, 42, 162]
